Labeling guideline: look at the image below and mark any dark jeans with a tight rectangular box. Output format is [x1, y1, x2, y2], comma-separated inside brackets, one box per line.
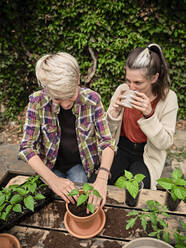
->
[108, 136, 151, 189]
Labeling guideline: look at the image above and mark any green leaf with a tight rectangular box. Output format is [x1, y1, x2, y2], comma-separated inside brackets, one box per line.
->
[83, 183, 93, 192]
[125, 170, 133, 180]
[77, 194, 88, 207]
[68, 188, 79, 196]
[172, 169, 183, 180]
[15, 188, 27, 195]
[149, 231, 158, 237]
[127, 210, 139, 216]
[24, 195, 34, 212]
[115, 176, 126, 189]
[93, 190, 102, 198]
[141, 215, 147, 231]
[174, 186, 186, 200]
[27, 182, 37, 194]
[13, 204, 22, 213]
[10, 194, 22, 204]
[0, 195, 5, 206]
[0, 203, 6, 212]
[174, 178, 186, 186]
[34, 193, 46, 200]
[126, 217, 137, 230]
[87, 203, 94, 214]
[126, 181, 138, 199]
[134, 174, 145, 183]
[157, 178, 174, 190]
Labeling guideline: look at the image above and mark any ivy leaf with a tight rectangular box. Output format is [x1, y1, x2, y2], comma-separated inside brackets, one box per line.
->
[24, 195, 34, 212]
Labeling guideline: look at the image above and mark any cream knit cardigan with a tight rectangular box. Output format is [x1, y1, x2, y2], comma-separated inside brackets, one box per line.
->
[107, 84, 178, 189]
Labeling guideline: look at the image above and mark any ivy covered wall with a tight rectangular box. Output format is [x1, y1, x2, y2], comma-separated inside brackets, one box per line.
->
[0, 0, 185, 120]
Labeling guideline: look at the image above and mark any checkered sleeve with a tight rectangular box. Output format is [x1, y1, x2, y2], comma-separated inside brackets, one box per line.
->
[18, 100, 41, 162]
[94, 96, 117, 153]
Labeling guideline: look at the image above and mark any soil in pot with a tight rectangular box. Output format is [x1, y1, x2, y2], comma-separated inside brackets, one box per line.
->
[68, 202, 92, 217]
[166, 191, 181, 211]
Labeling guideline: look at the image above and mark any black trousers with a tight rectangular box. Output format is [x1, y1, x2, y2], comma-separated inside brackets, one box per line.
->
[108, 136, 151, 189]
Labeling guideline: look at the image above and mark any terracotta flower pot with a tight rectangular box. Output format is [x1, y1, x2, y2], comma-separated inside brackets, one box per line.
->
[125, 181, 144, 207]
[0, 233, 21, 248]
[64, 202, 106, 239]
[166, 190, 181, 211]
[124, 237, 174, 248]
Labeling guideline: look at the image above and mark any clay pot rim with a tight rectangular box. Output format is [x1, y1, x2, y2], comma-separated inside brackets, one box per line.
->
[123, 237, 174, 248]
[0, 233, 21, 248]
[65, 201, 100, 220]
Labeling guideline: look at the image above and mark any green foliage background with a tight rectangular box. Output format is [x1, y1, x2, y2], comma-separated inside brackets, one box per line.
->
[0, 0, 185, 121]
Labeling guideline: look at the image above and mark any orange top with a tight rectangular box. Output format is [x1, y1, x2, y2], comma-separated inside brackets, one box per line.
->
[120, 99, 158, 143]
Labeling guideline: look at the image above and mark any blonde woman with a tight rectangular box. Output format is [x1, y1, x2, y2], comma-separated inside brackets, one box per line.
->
[18, 52, 116, 208]
[107, 44, 178, 189]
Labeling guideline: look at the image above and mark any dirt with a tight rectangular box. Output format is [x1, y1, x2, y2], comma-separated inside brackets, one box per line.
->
[68, 201, 92, 217]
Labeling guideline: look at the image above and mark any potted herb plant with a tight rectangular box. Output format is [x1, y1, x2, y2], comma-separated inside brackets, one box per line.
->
[157, 168, 186, 211]
[0, 175, 53, 232]
[115, 170, 145, 207]
[64, 183, 106, 239]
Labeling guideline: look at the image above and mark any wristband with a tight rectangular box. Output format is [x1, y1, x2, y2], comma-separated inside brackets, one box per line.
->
[96, 167, 112, 179]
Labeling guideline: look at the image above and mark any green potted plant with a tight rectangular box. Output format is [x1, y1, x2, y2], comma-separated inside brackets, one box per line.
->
[64, 183, 106, 239]
[0, 175, 53, 232]
[115, 170, 145, 207]
[157, 168, 186, 211]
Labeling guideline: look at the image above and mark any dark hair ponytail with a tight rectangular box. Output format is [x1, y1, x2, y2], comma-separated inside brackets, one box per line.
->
[126, 43, 170, 101]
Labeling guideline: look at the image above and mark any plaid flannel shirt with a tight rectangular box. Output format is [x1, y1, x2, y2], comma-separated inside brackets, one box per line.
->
[18, 87, 116, 177]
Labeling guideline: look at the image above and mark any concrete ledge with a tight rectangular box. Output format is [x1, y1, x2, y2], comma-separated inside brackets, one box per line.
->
[0, 144, 34, 181]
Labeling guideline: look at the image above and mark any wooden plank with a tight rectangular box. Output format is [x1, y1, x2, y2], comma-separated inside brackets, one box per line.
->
[18, 200, 186, 242]
[107, 185, 186, 215]
[9, 226, 127, 248]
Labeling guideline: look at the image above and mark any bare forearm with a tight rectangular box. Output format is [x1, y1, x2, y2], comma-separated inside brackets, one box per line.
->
[28, 155, 57, 185]
[98, 146, 114, 180]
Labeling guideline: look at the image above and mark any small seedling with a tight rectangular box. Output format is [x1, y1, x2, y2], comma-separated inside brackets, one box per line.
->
[68, 183, 102, 214]
[115, 170, 145, 199]
[157, 168, 186, 202]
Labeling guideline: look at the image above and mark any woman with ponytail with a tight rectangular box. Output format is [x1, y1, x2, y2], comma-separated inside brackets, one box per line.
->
[107, 44, 178, 189]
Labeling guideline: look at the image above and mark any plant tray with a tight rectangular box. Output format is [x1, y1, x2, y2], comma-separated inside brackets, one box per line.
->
[0, 172, 54, 232]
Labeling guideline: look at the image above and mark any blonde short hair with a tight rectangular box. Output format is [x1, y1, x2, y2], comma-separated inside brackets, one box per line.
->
[35, 52, 80, 99]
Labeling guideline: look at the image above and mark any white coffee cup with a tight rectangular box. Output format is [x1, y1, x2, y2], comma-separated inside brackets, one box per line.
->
[121, 90, 136, 108]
